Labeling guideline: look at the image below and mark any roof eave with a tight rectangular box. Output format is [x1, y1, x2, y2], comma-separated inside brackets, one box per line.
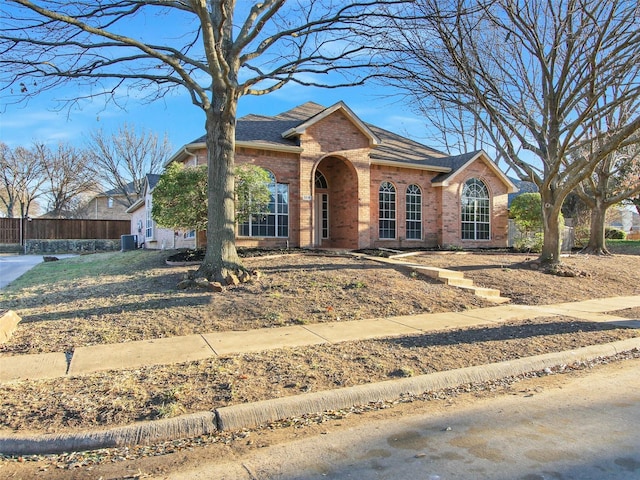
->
[165, 140, 303, 168]
[164, 142, 206, 167]
[125, 198, 145, 214]
[236, 141, 303, 153]
[371, 158, 451, 173]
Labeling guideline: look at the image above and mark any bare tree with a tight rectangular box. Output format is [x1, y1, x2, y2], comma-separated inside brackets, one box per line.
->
[0, 142, 45, 218]
[88, 124, 170, 208]
[577, 148, 640, 253]
[575, 92, 640, 254]
[380, 0, 640, 264]
[0, 0, 408, 282]
[37, 142, 97, 218]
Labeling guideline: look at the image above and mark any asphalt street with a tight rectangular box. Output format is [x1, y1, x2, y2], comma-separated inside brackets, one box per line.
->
[165, 357, 640, 480]
[0, 254, 75, 289]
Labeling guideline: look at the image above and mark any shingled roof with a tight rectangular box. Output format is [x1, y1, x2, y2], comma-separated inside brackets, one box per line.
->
[185, 101, 513, 186]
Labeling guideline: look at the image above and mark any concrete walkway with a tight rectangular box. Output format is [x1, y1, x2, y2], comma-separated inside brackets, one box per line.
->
[2, 295, 640, 384]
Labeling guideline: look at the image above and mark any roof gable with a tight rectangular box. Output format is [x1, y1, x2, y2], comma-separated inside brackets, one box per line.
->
[281, 101, 380, 147]
[168, 101, 512, 179]
[431, 151, 517, 192]
[125, 173, 161, 213]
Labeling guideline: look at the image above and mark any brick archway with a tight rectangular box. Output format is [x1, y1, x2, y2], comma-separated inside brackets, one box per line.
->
[313, 156, 359, 249]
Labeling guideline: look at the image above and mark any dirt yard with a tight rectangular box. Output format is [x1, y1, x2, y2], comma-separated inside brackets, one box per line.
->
[0, 250, 639, 438]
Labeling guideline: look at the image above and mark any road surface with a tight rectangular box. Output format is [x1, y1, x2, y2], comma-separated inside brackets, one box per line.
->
[164, 357, 640, 480]
[0, 254, 75, 289]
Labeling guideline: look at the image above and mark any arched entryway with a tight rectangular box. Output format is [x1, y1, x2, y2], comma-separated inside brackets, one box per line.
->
[313, 156, 359, 249]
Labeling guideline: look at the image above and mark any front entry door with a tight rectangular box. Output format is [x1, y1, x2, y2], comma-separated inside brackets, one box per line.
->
[314, 192, 329, 246]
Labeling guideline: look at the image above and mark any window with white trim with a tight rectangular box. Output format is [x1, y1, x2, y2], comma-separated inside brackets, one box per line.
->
[461, 178, 490, 240]
[379, 181, 396, 239]
[315, 170, 329, 239]
[239, 170, 289, 237]
[406, 184, 422, 240]
[145, 198, 154, 239]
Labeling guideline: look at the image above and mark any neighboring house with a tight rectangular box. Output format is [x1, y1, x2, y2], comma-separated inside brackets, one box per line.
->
[607, 206, 640, 234]
[129, 101, 516, 251]
[126, 174, 163, 248]
[81, 184, 137, 221]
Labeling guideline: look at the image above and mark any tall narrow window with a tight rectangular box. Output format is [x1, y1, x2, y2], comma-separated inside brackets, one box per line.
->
[379, 181, 396, 239]
[320, 193, 329, 239]
[145, 198, 154, 239]
[239, 170, 289, 238]
[461, 178, 490, 240]
[315, 170, 329, 240]
[107, 197, 114, 208]
[406, 184, 422, 240]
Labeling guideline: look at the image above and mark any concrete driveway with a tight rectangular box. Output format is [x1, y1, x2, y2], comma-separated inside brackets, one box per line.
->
[0, 254, 75, 290]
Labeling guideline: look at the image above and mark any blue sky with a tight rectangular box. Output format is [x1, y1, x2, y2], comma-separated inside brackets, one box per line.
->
[0, 2, 439, 157]
[0, 79, 430, 156]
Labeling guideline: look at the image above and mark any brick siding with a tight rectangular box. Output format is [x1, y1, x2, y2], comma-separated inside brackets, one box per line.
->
[144, 110, 510, 251]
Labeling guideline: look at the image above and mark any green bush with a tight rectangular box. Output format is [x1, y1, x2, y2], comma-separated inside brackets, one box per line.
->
[513, 232, 543, 253]
[605, 227, 627, 239]
[509, 193, 543, 234]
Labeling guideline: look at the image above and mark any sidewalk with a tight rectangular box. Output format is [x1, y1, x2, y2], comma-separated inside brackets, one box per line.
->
[2, 295, 640, 384]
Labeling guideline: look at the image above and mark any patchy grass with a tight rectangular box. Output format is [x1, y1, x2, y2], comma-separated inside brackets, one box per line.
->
[1, 250, 169, 292]
[1, 249, 640, 435]
[607, 239, 640, 255]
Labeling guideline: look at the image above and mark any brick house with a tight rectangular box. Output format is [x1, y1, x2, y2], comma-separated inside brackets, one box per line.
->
[80, 185, 135, 221]
[129, 101, 516, 250]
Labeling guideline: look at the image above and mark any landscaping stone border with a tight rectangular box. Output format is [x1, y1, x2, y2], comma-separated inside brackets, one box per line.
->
[24, 239, 120, 254]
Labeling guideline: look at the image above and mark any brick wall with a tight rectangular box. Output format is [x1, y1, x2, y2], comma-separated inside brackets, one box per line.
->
[148, 112, 511, 251]
[369, 165, 441, 248]
[235, 147, 300, 248]
[82, 195, 131, 221]
[301, 112, 372, 248]
[438, 160, 510, 248]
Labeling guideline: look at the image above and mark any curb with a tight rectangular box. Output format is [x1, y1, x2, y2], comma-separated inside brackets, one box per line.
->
[216, 337, 640, 430]
[0, 412, 217, 456]
[1, 338, 639, 456]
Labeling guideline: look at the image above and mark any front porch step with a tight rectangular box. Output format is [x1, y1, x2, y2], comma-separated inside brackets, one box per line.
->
[444, 277, 476, 288]
[357, 253, 510, 303]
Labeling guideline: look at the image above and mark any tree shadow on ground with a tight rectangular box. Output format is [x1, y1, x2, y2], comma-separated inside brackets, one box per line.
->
[382, 318, 631, 350]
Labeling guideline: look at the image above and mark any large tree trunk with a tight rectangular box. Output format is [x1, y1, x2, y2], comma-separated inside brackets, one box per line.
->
[197, 99, 243, 283]
[581, 198, 611, 255]
[539, 189, 563, 265]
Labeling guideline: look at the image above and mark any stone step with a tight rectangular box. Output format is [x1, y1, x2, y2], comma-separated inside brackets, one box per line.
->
[443, 277, 475, 288]
[357, 253, 509, 303]
[0, 310, 21, 344]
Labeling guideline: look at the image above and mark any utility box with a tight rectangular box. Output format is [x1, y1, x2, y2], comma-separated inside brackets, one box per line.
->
[121, 234, 137, 251]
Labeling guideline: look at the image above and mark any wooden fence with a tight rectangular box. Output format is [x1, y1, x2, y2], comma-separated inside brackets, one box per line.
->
[0, 218, 131, 244]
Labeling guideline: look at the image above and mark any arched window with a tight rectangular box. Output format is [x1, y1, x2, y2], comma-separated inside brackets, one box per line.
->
[405, 184, 422, 240]
[315, 170, 328, 189]
[461, 178, 490, 240]
[239, 169, 289, 238]
[379, 181, 396, 239]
